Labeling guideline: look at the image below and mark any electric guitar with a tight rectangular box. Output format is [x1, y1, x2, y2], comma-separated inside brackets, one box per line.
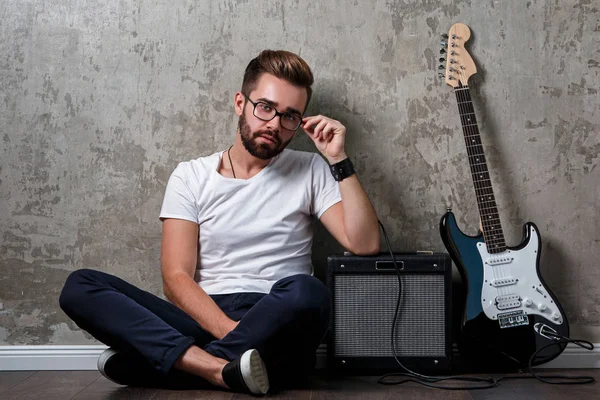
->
[438, 23, 569, 369]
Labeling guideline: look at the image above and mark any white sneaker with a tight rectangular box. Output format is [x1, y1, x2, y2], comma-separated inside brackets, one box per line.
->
[222, 349, 270, 395]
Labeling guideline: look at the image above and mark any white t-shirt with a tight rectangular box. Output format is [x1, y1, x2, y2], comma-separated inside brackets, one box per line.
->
[159, 149, 342, 295]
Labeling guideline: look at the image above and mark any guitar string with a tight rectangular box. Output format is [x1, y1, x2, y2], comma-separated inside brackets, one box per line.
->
[454, 79, 506, 291]
[460, 80, 512, 288]
[455, 83, 496, 290]
[455, 74, 545, 302]
[459, 82, 510, 290]
[456, 84, 505, 250]
[456, 81, 506, 251]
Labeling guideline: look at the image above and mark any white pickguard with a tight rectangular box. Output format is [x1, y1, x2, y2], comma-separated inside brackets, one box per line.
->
[477, 226, 564, 325]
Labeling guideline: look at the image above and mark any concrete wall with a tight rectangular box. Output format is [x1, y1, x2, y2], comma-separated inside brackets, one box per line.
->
[1, 0, 599, 345]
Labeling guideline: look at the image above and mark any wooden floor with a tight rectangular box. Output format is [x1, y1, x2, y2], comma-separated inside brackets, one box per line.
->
[0, 370, 598, 399]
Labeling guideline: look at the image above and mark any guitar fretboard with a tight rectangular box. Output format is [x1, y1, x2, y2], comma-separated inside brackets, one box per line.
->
[454, 85, 507, 253]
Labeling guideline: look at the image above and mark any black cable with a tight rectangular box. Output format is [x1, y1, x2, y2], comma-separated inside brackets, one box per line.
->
[522, 331, 594, 385]
[375, 219, 596, 390]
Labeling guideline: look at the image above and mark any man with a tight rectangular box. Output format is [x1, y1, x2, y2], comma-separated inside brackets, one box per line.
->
[59, 49, 380, 395]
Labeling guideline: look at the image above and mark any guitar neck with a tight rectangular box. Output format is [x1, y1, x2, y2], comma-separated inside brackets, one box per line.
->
[454, 85, 507, 253]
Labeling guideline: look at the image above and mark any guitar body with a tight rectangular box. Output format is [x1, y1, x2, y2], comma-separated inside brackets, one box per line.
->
[441, 211, 569, 370]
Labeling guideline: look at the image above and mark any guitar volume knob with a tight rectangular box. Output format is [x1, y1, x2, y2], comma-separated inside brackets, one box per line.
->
[537, 303, 547, 311]
[551, 312, 560, 320]
[524, 298, 532, 307]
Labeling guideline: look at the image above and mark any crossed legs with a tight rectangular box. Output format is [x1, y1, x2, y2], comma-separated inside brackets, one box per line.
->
[59, 269, 330, 389]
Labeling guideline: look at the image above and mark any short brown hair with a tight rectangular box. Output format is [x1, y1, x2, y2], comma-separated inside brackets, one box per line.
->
[241, 50, 314, 110]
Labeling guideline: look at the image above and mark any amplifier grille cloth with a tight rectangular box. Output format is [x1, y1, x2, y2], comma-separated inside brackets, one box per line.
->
[334, 274, 446, 357]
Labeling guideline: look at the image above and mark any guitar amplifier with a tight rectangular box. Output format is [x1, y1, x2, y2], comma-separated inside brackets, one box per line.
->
[326, 252, 453, 373]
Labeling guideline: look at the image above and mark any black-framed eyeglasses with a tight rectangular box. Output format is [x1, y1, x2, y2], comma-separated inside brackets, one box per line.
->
[242, 93, 303, 131]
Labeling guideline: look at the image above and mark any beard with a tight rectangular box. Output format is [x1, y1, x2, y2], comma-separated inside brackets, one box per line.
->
[238, 113, 293, 160]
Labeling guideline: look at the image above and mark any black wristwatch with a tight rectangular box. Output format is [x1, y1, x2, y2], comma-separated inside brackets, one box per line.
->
[330, 157, 356, 181]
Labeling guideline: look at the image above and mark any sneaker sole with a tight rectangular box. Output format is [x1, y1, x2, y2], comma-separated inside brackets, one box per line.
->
[97, 348, 123, 385]
[240, 349, 269, 395]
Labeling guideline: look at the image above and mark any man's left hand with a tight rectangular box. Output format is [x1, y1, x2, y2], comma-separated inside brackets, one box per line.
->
[302, 115, 348, 164]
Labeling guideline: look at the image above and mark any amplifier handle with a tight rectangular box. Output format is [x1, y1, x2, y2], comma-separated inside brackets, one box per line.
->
[375, 261, 404, 270]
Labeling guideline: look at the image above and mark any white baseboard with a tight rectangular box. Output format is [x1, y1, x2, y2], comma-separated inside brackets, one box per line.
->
[535, 343, 600, 369]
[0, 344, 598, 371]
[0, 345, 108, 371]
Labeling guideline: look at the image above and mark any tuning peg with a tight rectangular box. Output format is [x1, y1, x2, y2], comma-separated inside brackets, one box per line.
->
[440, 40, 447, 47]
[440, 48, 446, 54]
[438, 65, 445, 70]
[451, 42, 457, 47]
[450, 50, 456, 56]
[441, 34, 449, 39]
[450, 59, 456, 64]
[449, 75, 454, 80]
[438, 72, 445, 78]
[451, 34, 457, 39]
[439, 57, 446, 62]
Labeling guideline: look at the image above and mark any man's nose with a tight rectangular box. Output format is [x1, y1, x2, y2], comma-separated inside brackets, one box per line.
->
[266, 114, 281, 131]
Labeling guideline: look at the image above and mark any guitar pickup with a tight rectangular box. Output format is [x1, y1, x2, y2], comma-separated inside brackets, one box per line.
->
[487, 256, 513, 266]
[491, 278, 517, 287]
[496, 300, 522, 310]
[496, 294, 520, 303]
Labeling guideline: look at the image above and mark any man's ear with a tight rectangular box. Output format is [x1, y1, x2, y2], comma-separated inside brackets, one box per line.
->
[234, 92, 245, 116]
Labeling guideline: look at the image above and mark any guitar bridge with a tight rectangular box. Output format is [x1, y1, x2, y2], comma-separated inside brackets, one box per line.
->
[498, 310, 529, 329]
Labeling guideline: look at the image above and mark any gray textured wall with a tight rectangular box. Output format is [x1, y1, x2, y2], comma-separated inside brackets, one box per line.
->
[1, 0, 599, 345]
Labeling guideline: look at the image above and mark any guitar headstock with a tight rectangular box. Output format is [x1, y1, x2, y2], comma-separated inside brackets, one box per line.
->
[438, 23, 477, 87]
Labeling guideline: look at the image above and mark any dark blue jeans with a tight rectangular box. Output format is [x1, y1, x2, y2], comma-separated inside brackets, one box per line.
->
[59, 269, 330, 387]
